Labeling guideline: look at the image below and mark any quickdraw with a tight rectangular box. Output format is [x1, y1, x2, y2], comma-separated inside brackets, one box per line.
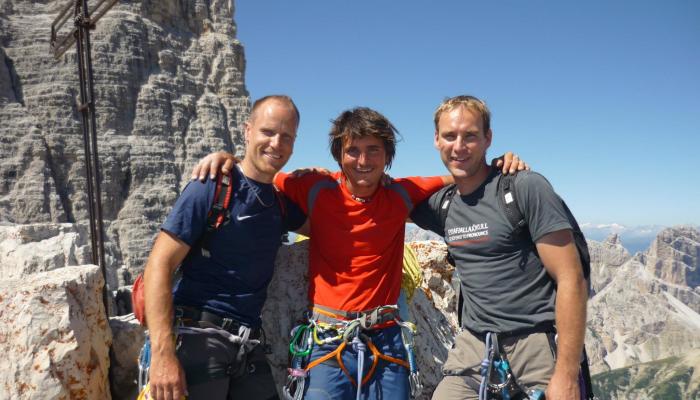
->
[284, 316, 314, 400]
[478, 332, 545, 400]
[282, 305, 423, 400]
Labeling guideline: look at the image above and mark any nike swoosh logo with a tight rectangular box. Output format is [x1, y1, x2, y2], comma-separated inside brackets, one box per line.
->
[236, 215, 254, 221]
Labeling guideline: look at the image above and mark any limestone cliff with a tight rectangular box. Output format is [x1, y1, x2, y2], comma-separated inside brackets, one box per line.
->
[588, 233, 632, 295]
[587, 226, 700, 374]
[0, 0, 249, 286]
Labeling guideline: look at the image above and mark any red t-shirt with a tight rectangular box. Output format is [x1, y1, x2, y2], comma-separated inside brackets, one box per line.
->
[275, 171, 444, 312]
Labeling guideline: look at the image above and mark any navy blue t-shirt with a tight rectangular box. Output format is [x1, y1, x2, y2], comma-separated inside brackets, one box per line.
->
[162, 167, 306, 328]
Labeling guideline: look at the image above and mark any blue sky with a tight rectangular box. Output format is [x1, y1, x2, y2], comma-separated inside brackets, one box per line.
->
[234, 1, 699, 226]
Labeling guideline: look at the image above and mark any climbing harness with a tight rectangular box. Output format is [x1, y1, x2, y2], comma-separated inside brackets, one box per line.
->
[478, 332, 545, 400]
[136, 306, 265, 396]
[282, 305, 423, 400]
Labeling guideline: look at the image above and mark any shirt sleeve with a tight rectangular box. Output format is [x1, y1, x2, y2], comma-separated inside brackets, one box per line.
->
[396, 176, 446, 205]
[274, 171, 332, 215]
[514, 171, 572, 242]
[161, 179, 216, 246]
[410, 191, 446, 236]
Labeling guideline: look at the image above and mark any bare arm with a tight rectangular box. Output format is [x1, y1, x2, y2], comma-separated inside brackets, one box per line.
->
[143, 231, 192, 400]
[536, 229, 587, 400]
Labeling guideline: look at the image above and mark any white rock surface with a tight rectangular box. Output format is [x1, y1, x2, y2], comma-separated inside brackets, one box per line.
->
[0, 265, 112, 399]
[109, 314, 145, 400]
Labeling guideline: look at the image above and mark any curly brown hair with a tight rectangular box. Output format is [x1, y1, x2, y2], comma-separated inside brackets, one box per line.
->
[328, 107, 399, 169]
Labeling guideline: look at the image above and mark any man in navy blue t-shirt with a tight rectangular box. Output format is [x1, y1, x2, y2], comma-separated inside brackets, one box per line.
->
[143, 95, 307, 400]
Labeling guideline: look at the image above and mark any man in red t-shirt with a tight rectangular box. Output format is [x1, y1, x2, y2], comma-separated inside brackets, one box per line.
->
[194, 107, 525, 400]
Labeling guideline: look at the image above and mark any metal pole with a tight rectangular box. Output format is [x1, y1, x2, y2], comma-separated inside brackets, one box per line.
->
[75, 2, 116, 397]
[81, 0, 109, 304]
[73, 2, 100, 276]
[51, 0, 119, 396]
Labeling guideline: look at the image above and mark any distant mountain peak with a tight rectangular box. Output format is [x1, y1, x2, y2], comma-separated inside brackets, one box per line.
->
[645, 226, 700, 288]
[604, 233, 622, 245]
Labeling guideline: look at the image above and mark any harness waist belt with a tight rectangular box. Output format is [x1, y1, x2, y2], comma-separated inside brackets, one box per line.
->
[312, 304, 399, 329]
[175, 306, 260, 338]
[468, 321, 555, 342]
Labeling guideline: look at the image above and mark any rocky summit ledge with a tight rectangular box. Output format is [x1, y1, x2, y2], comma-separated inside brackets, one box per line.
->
[0, 265, 112, 399]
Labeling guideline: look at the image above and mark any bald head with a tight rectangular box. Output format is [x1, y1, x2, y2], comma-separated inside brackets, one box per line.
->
[249, 95, 300, 129]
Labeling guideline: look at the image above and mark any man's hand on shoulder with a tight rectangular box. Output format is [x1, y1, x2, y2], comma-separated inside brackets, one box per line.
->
[491, 151, 530, 175]
[148, 350, 187, 400]
[289, 166, 332, 178]
[190, 151, 239, 182]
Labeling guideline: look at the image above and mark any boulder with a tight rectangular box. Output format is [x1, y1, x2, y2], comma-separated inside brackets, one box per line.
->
[0, 265, 112, 399]
[109, 314, 145, 400]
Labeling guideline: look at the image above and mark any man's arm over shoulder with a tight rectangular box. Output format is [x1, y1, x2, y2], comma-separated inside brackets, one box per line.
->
[536, 230, 587, 400]
[394, 175, 448, 206]
[409, 184, 452, 237]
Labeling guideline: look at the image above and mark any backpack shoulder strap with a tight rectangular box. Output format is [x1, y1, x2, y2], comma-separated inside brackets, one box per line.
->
[436, 183, 458, 237]
[497, 174, 527, 236]
[498, 173, 592, 288]
[201, 172, 235, 257]
[431, 183, 463, 325]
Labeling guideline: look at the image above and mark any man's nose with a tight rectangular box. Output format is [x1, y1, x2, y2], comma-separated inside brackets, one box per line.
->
[357, 152, 368, 165]
[454, 136, 468, 150]
[269, 134, 281, 148]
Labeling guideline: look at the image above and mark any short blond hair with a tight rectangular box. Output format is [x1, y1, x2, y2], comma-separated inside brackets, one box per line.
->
[250, 95, 300, 127]
[433, 95, 491, 133]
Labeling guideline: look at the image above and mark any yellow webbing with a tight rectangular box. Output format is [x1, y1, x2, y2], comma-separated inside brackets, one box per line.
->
[401, 244, 422, 302]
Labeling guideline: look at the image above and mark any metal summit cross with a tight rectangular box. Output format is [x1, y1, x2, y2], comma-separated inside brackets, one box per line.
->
[49, 0, 118, 314]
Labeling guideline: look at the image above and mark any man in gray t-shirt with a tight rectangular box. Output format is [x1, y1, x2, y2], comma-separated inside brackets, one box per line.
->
[410, 95, 588, 400]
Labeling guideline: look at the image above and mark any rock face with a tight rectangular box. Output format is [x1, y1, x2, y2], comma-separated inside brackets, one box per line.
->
[642, 225, 700, 288]
[0, 265, 112, 399]
[109, 314, 145, 400]
[0, 0, 250, 283]
[586, 226, 700, 374]
[591, 349, 700, 400]
[588, 233, 632, 295]
[0, 223, 124, 288]
[405, 223, 443, 242]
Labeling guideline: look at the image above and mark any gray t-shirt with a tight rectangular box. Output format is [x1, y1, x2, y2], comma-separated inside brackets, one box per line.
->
[411, 169, 572, 334]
